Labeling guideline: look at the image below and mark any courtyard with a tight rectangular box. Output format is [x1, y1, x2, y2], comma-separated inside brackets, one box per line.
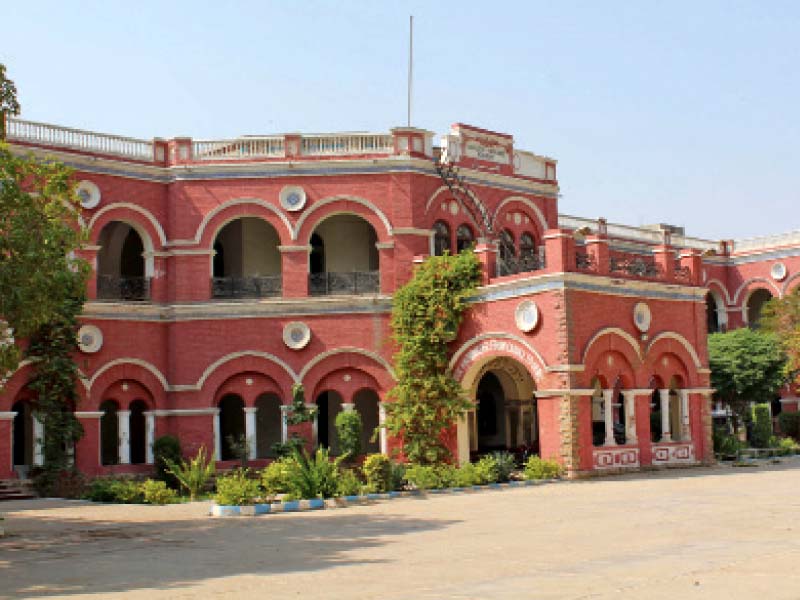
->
[2, 461, 800, 599]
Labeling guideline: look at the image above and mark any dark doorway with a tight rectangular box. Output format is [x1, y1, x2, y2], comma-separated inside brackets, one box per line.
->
[219, 394, 245, 461]
[129, 400, 147, 464]
[310, 233, 325, 274]
[12, 400, 33, 466]
[476, 372, 506, 452]
[100, 399, 119, 465]
[255, 393, 282, 458]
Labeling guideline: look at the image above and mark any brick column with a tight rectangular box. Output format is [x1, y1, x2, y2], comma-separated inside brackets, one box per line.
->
[79, 246, 100, 300]
[473, 241, 496, 284]
[585, 235, 609, 275]
[376, 242, 395, 294]
[632, 391, 653, 465]
[0, 412, 15, 478]
[543, 229, 575, 274]
[279, 245, 310, 297]
[75, 411, 103, 476]
[653, 245, 675, 281]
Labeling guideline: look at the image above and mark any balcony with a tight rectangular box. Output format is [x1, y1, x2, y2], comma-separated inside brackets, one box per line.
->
[211, 276, 281, 299]
[309, 272, 380, 296]
[97, 276, 151, 301]
[497, 252, 546, 278]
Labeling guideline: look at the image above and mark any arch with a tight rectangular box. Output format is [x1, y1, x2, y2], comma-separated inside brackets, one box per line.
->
[433, 220, 452, 256]
[645, 332, 703, 369]
[197, 351, 299, 392]
[491, 196, 549, 235]
[705, 289, 727, 333]
[450, 333, 548, 385]
[424, 185, 456, 214]
[743, 288, 775, 327]
[89, 359, 169, 396]
[96, 221, 152, 299]
[581, 327, 643, 366]
[732, 277, 781, 303]
[294, 195, 393, 242]
[99, 399, 120, 466]
[783, 271, 800, 295]
[218, 393, 245, 461]
[195, 198, 293, 247]
[307, 214, 379, 295]
[88, 203, 167, 248]
[353, 388, 381, 454]
[299, 347, 396, 383]
[705, 278, 732, 305]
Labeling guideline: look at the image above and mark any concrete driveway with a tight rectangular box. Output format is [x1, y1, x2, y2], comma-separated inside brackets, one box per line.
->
[2, 460, 800, 599]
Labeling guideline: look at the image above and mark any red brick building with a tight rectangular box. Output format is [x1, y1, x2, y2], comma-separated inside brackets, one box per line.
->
[1, 117, 797, 478]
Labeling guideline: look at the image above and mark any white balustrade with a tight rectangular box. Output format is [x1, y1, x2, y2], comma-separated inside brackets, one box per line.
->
[192, 137, 285, 160]
[300, 133, 393, 156]
[733, 230, 800, 253]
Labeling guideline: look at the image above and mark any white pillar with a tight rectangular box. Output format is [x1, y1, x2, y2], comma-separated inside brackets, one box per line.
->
[341, 403, 355, 412]
[244, 407, 257, 460]
[117, 410, 131, 464]
[680, 390, 691, 441]
[603, 389, 616, 446]
[213, 409, 221, 461]
[33, 414, 44, 466]
[622, 391, 637, 445]
[378, 402, 388, 455]
[280, 405, 290, 444]
[1, 412, 16, 471]
[659, 389, 672, 442]
[144, 411, 156, 464]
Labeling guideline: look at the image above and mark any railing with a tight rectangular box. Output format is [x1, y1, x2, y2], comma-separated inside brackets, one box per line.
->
[575, 250, 596, 271]
[300, 134, 393, 156]
[609, 254, 663, 279]
[674, 263, 692, 282]
[733, 230, 800, 253]
[6, 117, 154, 162]
[309, 271, 380, 295]
[193, 138, 284, 160]
[96, 276, 151, 301]
[211, 276, 281, 299]
[497, 252, 546, 277]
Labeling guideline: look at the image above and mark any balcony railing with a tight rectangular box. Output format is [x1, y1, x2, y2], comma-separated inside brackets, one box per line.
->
[97, 276, 151, 301]
[575, 250, 596, 271]
[211, 276, 281, 299]
[193, 138, 284, 161]
[497, 252, 546, 278]
[6, 117, 155, 162]
[300, 134, 393, 156]
[609, 254, 663, 279]
[309, 271, 380, 295]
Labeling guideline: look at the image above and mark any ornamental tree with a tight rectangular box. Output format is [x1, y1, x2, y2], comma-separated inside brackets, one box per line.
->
[761, 289, 800, 386]
[0, 63, 21, 140]
[384, 250, 481, 464]
[708, 328, 786, 430]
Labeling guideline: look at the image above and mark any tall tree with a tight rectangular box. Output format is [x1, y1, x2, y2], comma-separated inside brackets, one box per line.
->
[761, 290, 800, 386]
[0, 63, 21, 140]
[708, 328, 786, 430]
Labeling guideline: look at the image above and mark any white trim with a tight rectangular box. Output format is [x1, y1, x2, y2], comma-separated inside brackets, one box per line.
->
[89, 358, 169, 392]
[448, 332, 549, 373]
[646, 332, 704, 369]
[196, 351, 300, 389]
[74, 411, 104, 418]
[491, 196, 549, 235]
[0, 411, 17, 420]
[293, 195, 393, 241]
[534, 389, 595, 398]
[581, 327, 643, 365]
[732, 277, 781, 304]
[153, 408, 220, 416]
[194, 198, 293, 245]
[298, 347, 396, 381]
[424, 185, 458, 214]
[783, 271, 800, 294]
[393, 227, 435, 237]
[88, 202, 167, 247]
[705, 279, 732, 305]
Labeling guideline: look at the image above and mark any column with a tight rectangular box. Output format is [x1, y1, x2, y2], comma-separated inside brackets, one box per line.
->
[144, 411, 156, 464]
[74, 412, 103, 476]
[659, 389, 672, 442]
[622, 390, 637, 445]
[280, 405, 290, 444]
[378, 402, 388, 455]
[117, 410, 131, 464]
[341, 403, 355, 412]
[679, 390, 691, 441]
[0, 411, 16, 478]
[244, 407, 257, 460]
[33, 413, 44, 466]
[603, 389, 616, 446]
[213, 409, 221, 461]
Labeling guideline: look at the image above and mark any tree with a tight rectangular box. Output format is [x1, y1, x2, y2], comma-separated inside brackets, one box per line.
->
[0, 144, 88, 385]
[384, 251, 481, 464]
[0, 63, 21, 140]
[761, 289, 800, 386]
[708, 328, 786, 431]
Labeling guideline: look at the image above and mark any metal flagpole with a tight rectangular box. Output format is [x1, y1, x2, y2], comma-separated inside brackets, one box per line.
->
[408, 15, 413, 127]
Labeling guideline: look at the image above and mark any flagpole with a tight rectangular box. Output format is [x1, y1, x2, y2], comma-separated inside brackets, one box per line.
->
[407, 15, 413, 127]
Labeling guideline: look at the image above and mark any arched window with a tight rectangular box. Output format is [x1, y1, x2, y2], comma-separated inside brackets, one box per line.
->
[433, 221, 451, 256]
[455, 224, 474, 253]
[519, 232, 538, 271]
[255, 393, 282, 458]
[218, 394, 245, 461]
[309, 215, 379, 295]
[211, 217, 281, 298]
[129, 400, 147, 465]
[746, 289, 773, 328]
[96, 222, 149, 301]
[498, 229, 516, 276]
[100, 400, 120, 465]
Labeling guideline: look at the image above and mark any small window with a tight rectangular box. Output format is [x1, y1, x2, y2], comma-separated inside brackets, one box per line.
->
[455, 224, 474, 252]
[433, 221, 451, 256]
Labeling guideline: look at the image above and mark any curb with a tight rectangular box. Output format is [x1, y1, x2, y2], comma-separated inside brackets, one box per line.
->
[210, 478, 561, 517]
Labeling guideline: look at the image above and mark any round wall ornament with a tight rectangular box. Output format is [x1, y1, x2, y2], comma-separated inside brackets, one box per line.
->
[514, 300, 540, 333]
[76, 180, 101, 209]
[279, 185, 307, 211]
[771, 262, 788, 282]
[283, 321, 311, 350]
[77, 325, 103, 353]
[633, 302, 652, 333]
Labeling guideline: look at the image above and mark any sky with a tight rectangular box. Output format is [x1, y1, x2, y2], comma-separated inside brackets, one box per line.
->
[3, 1, 799, 240]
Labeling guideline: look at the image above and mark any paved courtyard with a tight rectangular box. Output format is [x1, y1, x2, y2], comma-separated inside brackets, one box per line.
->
[2, 460, 800, 599]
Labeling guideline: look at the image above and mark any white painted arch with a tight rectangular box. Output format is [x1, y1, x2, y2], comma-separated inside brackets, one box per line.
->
[580, 327, 643, 365]
[449, 332, 549, 376]
[88, 203, 167, 248]
[196, 351, 300, 390]
[491, 196, 549, 235]
[645, 332, 703, 369]
[732, 277, 782, 304]
[194, 198, 293, 246]
[298, 347, 397, 382]
[293, 195, 393, 242]
[89, 358, 169, 393]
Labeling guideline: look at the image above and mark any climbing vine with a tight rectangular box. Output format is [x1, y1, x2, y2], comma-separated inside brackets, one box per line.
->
[384, 251, 481, 464]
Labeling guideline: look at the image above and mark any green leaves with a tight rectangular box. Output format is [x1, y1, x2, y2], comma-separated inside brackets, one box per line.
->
[384, 251, 481, 464]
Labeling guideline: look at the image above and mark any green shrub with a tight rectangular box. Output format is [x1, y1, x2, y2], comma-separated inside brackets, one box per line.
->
[491, 451, 516, 483]
[362, 454, 393, 493]
[283, 447, 341, 499]
[335, 410, 362, 462]
[166, 445, 215, 501]
[455, 462, 479, 487]
[751, 403, 773, 448]
[524, 456, 562, 480]
[215, 469, 260, 506]
[337, 468, 363, 496]
[141, 479, 178, 504]
[404, 463, 459, 490]
[778, 437, 798, 455]
[473, 456, 500, 485]
[271, 436, 305, 458]
[260, 458, 293, 500]
[153, 435, 182, 489]
[714, 430, 743, 457]
[84, 478, 120, 502]
[389, 461, 406, 491]
[778, 412, 800, 439]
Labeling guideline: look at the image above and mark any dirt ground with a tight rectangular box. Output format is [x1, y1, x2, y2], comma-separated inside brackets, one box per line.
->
[2, 460, 800, 599]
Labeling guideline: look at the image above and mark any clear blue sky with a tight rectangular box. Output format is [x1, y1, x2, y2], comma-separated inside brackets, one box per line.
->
[4, 1, 799, 240]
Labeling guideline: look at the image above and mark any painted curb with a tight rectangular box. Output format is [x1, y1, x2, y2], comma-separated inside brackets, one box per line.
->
[210, 478, 562, 517]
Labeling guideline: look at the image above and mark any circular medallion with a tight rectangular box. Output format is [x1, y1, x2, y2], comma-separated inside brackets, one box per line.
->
[283, 322, 311, 350]
[514, 300, 540, 333]
[77, 325, 103, 353]
[771, 262, 788, 282]
[279, 185, 307, 211]
[633, 302, 652, 333]
[75, 180, 101, 209]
